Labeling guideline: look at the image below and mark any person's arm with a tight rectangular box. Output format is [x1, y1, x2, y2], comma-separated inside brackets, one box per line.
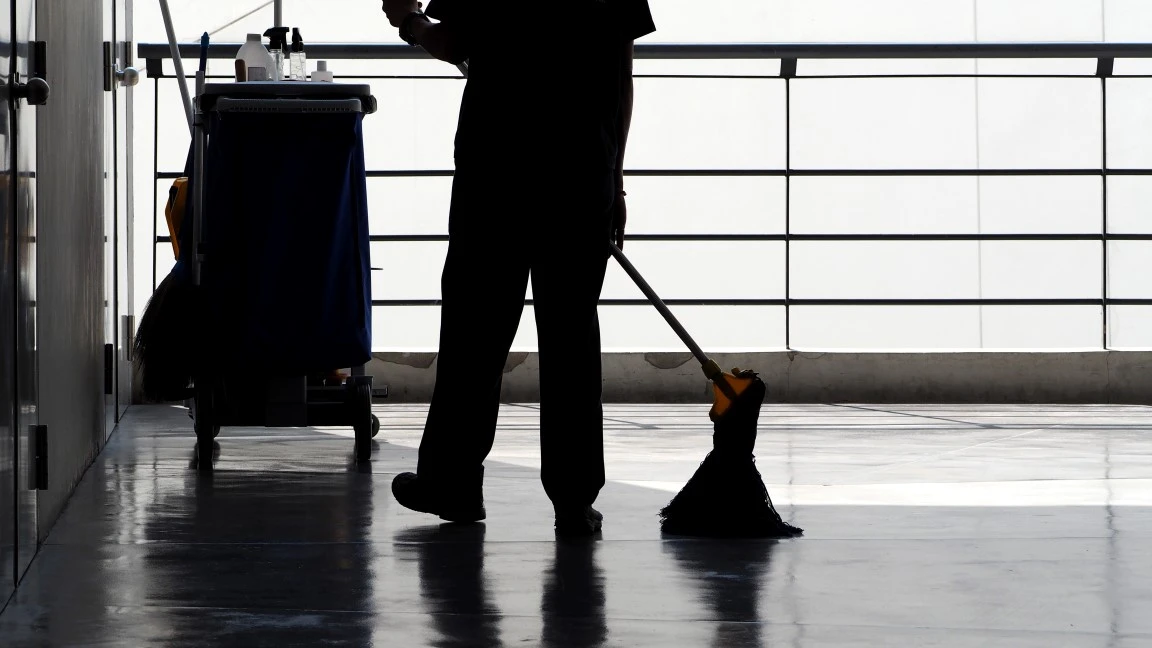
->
[383, 0, 470, 65]
[615, 40, 635, 194]
[407, 18, 469, 65]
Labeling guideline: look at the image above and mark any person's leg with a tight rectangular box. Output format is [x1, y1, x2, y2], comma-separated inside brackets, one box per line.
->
[394, 170, 529, 521]
[531, 171, 615, 530]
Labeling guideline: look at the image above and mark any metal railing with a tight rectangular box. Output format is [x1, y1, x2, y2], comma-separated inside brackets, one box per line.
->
[140, 42, 1152, 350]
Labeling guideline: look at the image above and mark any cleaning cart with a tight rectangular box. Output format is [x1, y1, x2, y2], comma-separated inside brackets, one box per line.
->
[187, 80, 380, 464]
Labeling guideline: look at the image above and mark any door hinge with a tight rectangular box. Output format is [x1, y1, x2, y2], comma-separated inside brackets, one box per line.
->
[32, 41, 47, 80]
[34, 425, 48, 490]
[104, 41, 114, 92]
[105, 343, 115, 395]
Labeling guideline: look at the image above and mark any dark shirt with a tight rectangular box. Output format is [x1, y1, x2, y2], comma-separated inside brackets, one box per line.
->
[425, 0, 656, 172]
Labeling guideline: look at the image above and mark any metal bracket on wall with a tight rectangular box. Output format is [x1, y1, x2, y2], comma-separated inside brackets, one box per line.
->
[104, 41, 114, 91]
[1096, 57, 1115, 78]
[123, 315, 135, 363]
[105, 344, 115, 395]
[34, 425, 48, 490]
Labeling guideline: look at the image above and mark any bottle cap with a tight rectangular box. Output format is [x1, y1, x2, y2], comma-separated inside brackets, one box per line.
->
[291, 28, 305, 53]
[317, 60, 328, 71]
[264, 26, 290, 51]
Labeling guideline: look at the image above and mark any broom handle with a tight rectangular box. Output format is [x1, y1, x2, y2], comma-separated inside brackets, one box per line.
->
[159, 0, 194, 134]
[609, 242, 724, 381]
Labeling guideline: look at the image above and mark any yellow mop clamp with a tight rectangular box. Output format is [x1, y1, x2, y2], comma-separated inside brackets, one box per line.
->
[608, 241, 757, 421]
[164, 178, 189, 260]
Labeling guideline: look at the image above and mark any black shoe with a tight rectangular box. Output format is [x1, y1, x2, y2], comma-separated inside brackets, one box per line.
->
[555, 505, 603, 536]
[392, 472, 486, 523]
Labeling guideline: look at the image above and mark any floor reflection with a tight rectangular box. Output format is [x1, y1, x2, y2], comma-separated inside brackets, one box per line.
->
[541, 537, 607, 648]
[136, 468, 379, 645]
[394, 523, 503, 648]
[663, 539, 779, 648]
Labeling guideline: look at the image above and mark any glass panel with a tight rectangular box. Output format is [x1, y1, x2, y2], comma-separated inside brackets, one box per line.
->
[629, 78, 785, 170]
[1108, 306, 1152, 349]
[980, 241, 1102, 299]
[791, 241, 980, 300]
[1107, 241, 1152, 299]
[976, 78, 1101, 169]
[1106, 79, 1152, 170]
[1108, 176, 1152, 233]
[600, 306, 785, 352]
[791, 78, 978, 170]
[791, 305, 1100, 350]
[602, 242, 785, 301]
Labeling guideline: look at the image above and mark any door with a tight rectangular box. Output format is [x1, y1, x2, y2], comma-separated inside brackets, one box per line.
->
[13, 0, 41, 581]
[35, 0, 106, 541]
[0, 0, 18, 599]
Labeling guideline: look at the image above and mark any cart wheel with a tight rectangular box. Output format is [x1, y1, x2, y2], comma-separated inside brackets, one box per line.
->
[371, 414, 380, 439]
[353, 383, 373, 461]
[194, 379, 217, 471]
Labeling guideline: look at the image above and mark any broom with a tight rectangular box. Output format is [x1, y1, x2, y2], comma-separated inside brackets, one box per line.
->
[133, 22, 208, 402]
[609, 242, 802, 538]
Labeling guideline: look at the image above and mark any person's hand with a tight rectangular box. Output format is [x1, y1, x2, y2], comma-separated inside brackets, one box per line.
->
[382, 0, 421, 27]
[611, 191, 627, 250]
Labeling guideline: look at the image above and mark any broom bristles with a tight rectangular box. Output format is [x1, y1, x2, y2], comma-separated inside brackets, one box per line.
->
[659, 372, 803, 538]
[659, 450, 802, 538]
[134, 268, 201, 403]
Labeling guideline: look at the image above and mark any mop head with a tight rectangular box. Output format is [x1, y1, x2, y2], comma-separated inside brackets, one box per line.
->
[659, 372, 803, 538]
[133, 265, 201, 403]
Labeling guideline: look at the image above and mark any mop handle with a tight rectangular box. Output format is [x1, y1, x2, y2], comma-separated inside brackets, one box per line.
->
[609, 242, 724, 380]
[159, 0, 194, 134]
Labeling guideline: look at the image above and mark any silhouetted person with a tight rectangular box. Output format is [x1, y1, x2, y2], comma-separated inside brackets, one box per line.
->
[380, 0, 656, 535]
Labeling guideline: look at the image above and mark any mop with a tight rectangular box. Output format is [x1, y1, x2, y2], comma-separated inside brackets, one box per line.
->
[133, 5, 207, 401]
[609, 242, 802, 538]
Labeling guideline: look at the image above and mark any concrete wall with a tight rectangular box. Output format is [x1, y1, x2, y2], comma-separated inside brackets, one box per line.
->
[369, 351, 1152, 404]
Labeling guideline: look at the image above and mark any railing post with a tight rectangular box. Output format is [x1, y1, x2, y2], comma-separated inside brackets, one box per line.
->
[781, 58, 796, 351]
[1098, 57, 1113, 350]
[152, 76, 160, 292]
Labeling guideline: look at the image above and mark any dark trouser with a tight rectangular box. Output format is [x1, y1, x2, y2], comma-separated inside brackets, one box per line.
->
[417, 167, 615, 508]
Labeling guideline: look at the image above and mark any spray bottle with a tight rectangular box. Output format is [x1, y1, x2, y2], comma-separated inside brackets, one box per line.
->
[264, 26, 290, 81]
[290, 28, 307, 81]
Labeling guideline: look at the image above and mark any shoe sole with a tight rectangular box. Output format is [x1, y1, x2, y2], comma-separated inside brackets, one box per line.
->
[438, 508, 486, 523]
[555, 518, 603, 536]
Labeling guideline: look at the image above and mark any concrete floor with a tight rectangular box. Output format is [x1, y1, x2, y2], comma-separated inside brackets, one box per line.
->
[2, 403, 1151, 647]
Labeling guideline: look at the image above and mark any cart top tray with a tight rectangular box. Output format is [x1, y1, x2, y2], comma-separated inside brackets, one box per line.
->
[198, 82, 376, 114]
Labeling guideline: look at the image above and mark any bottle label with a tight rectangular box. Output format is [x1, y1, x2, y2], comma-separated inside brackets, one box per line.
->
[248, 67, 268, 82]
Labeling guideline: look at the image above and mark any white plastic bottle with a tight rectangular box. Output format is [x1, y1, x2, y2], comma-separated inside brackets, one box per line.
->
[311, 60, 334, 82]
[235, 33, 274, 81]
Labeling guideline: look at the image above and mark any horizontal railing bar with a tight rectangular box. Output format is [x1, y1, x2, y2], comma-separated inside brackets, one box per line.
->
[141, 70, 1152, 81]
[156, 169, 1152, 180]
[156, 233, 1152, 244]
[140, 42, 1152, 62]
[370, 298, 1152, 307]
[358, 234, 1152, 243]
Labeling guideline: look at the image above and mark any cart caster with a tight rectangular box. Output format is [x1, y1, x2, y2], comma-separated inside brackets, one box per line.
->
[352, 383, 373, 462]
[371, 414, 380, 439]
[194, 378, 218, 471]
